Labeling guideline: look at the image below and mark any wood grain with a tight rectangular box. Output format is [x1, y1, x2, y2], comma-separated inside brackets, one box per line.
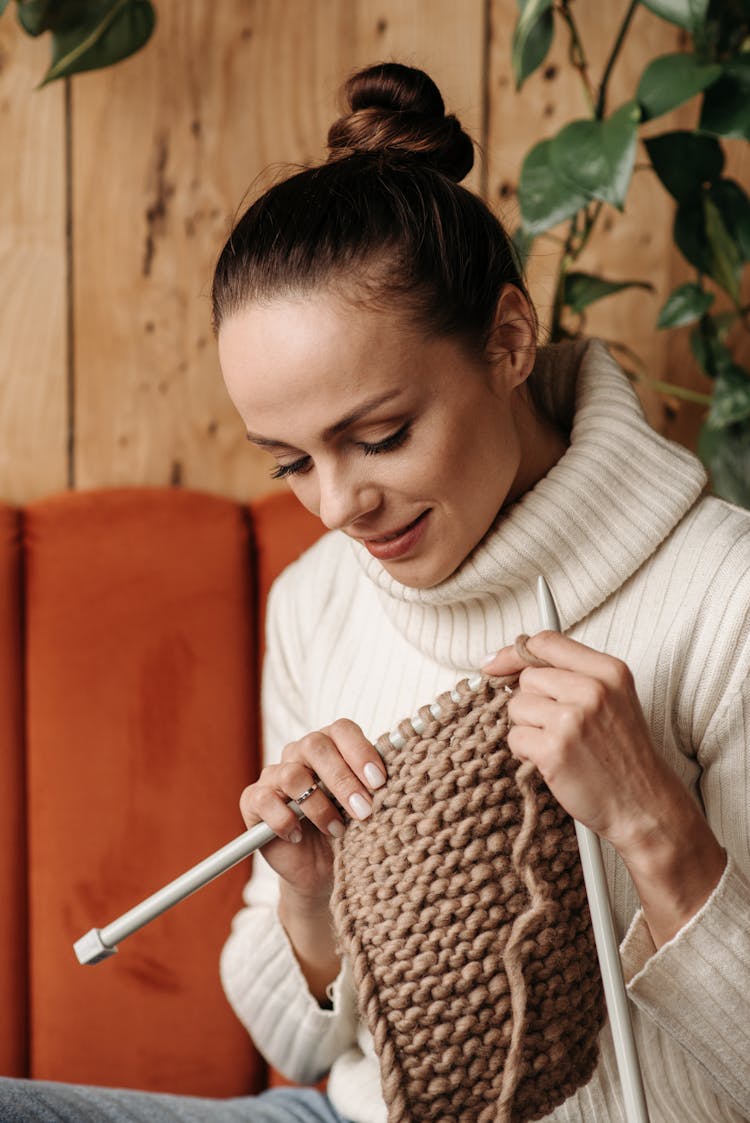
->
[0, 17, 67, 503]
[70, 0, 485, 501]
[72, 0, 274, 498]
[1, 1, 747, 503]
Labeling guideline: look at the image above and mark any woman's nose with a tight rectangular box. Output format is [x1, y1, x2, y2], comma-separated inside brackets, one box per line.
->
[316, 464, 380, 531]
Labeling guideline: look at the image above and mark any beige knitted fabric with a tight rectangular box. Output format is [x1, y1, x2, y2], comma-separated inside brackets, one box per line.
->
[331, 648, 605, 1123]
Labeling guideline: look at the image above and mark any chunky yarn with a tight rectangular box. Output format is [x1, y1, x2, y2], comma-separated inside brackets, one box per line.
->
[331, 644, 605, 1123]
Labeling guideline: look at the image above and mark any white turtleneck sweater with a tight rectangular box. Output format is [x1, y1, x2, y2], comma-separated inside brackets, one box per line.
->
[220, 340, 750, 1123]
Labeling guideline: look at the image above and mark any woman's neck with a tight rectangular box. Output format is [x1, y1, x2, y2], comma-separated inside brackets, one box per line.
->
[506, 389, 569, 506]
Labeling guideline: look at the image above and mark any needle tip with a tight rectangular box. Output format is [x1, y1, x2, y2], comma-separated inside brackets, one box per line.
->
[536, 576, 561, 633]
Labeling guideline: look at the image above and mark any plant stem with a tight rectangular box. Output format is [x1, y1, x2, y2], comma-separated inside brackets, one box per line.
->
[605, 340, 713, 404]
[637, 377, 713, 406]
[582, 200, 603, 245]
[551, 199, 604, 340]
[596, 0, 639, 119]
[551, 222, 577, 341]
[557, 1, 596, 115]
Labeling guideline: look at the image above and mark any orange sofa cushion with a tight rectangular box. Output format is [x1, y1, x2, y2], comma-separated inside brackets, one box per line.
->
[0, 504, 27, 1078]
[0, 485, 325, 1095]
[24, 489, 264, 1095]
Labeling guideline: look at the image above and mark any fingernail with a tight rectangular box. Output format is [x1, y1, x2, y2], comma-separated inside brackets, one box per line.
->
[364, 762, 386, 789]
[328, 820, 345, 839]
[289, 829, 303, 844]
[481, 651, 498, 667]
[349, 793, 372, 820]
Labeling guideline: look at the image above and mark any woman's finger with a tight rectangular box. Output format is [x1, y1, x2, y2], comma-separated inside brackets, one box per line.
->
[319, 718, 387, 794]
[523, 631, 632, 687]
[484, 631, 631, 692]
[481, 644, 527, 677]
[283, 721, 386, 833]
[516, 666, 611, 709]
[239, 775, 308, 843]
[507, 689, 559, 729]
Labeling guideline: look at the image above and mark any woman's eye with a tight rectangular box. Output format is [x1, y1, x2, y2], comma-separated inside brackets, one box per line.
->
[359, 421, 412, 457]
[270, 455, 311, 480]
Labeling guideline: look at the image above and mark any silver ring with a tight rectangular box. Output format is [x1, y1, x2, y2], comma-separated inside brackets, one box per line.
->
[294, 782, 319, 806]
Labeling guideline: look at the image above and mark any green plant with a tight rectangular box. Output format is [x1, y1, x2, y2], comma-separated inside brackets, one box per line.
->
[512, 0, 750, 507]
[0, 0, 155, 85]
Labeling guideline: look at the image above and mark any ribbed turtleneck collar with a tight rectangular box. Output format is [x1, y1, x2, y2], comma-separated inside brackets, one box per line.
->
[348, 339, 707, 669]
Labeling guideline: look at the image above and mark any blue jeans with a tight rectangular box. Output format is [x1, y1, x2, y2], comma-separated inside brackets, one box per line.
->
[0, 1079, 351, 1123]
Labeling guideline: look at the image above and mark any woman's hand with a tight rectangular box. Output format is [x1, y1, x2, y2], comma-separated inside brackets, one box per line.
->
[239, 719, 386, 1001]
[240, 718, 387, 901]
[484, 631, 726, 946]
[484, 631, 667, 851]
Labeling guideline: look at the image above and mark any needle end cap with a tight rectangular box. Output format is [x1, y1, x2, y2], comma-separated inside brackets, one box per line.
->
[74, 928, 117, 965]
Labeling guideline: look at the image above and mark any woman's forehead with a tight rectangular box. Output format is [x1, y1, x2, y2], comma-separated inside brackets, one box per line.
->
[218, 294, 484, 450]
[219, 295, 444, 401]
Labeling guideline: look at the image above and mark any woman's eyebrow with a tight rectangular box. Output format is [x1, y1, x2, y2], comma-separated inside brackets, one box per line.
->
[245, 390, 403, 448]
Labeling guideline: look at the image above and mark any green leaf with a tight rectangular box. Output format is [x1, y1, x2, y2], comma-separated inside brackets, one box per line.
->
[657, 282, 714, 328]
[644, 131, 724, 202]
[709, 178, 750, 261]
[637, 53, 722, 121]
[512, 0, 554, 89]
[17, 0, 57, 35]
[519, 139, 589, 234]
[704, 194, 742, 300]
[698, 420, 750, 508]
[706, 364, 750, 429]
[639, 0, 710, 32]
[550, 100, 641, 210]
[41, 0, 155, 84]
[563, 272, 654, 314]
[701, 1, 750, 58]
[16, 0, 95, 34]
[700, 54, 750, 140]
[674, 195, 712, 274]
[690, 315, 734, 377]
[674, 193, 742, 297]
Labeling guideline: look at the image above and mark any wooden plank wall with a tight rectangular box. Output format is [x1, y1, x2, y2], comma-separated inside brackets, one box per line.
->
[1, 0, 747, 504]
[0, 18, 67, 502]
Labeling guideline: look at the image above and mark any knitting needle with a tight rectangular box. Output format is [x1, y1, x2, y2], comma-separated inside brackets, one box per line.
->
[536, 576, 650, 1123]
[73, 672, 484, 964]
[73, 806, 305, 965]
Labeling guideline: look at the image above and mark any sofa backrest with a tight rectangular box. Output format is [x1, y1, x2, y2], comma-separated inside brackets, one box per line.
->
[0, 504, 26, 1078]
[0, 487, 322, 1096]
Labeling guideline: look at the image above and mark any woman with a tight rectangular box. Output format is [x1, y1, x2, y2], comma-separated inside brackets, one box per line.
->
[2, 61, 748, 1123]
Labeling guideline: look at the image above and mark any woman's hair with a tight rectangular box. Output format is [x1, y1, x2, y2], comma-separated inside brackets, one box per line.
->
[211, 62, 536, 359]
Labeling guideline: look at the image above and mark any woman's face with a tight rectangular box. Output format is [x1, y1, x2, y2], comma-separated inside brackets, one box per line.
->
[219, 290, 554, 589]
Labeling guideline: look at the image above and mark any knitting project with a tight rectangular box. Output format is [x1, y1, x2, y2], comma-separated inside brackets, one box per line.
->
[331, 642, 605, 1123]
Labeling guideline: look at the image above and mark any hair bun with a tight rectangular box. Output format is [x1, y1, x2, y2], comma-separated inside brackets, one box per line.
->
[327, 62, 474, 183]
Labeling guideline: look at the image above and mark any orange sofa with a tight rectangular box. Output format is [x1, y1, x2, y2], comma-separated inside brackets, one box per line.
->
[0, 487, 323, 1097]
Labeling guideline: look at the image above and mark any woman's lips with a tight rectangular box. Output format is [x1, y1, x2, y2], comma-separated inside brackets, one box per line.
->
[359, 510, 430, 561]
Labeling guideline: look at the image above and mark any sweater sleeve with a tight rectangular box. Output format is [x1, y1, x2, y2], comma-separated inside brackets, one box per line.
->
[219, 569, 359, 1084]
[619, 671, 750, 1116]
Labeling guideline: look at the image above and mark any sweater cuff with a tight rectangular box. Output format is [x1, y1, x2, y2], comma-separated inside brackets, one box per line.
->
[620, 855, 750, 1114]
[620, 852, 734, 983]
[220, 905, 356, 1084]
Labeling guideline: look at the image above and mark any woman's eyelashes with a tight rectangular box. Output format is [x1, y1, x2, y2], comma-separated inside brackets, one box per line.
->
[269, 421, 413, 479]
[358, 420, 412, 456]
[270, 455, 311, 480]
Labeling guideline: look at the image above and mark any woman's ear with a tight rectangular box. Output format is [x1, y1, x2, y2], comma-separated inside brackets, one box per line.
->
[485, 285, 537, 390]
